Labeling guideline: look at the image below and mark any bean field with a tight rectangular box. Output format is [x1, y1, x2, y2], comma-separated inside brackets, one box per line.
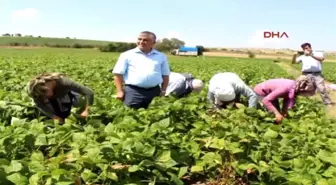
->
[0, 48, 335, 185]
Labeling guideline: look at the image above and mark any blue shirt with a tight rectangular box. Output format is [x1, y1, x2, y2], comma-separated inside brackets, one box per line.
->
[112, 47, 170, 88]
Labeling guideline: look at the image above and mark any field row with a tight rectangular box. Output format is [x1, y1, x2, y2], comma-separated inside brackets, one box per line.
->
[0, 48, 335, 185]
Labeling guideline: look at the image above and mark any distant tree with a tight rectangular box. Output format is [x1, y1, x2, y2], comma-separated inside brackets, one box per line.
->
[66, 37, 70, 39]
[15, 33, 22, 37]
[170, 38, 185, 49]
[38, 36, 42, 38]
[71, 43, 82, 48]
[2, 33, 11, 36]
[154, 38, 185, 52]
[248, 51, 255, 58]
[99, 42, 136, 52]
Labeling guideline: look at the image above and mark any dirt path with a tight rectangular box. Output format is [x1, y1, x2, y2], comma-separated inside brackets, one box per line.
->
[276, 61, 336, 118]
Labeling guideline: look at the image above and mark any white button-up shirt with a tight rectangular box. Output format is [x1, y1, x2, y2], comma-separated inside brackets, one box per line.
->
[112, 47, 170, 88]
[296, 51, 324, 72]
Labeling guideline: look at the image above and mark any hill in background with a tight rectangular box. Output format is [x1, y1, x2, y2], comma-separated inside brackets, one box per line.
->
[1, 34, 335, 57]
[0, 35, 111, 48]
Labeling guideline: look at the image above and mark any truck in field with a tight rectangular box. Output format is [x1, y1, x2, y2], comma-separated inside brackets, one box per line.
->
[171, 46, 203, 56]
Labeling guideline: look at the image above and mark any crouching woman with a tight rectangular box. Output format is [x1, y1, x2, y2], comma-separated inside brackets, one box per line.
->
[26, 73, 94, 123]
[253, 75, 316, 124]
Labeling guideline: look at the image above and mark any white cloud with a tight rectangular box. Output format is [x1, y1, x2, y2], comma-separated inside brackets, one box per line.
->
[165, 30, 183, 39]
[159, 30, 200, 46]
[246, 29, 290, 48]
[10, 8, 41, 23]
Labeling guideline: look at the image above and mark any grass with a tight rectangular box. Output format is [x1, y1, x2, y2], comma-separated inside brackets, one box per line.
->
[0, 36, 111, 46]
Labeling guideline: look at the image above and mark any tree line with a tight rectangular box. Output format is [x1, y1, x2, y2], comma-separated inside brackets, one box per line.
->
[1, 33, 208, 53]
[100, 38, 207, 53]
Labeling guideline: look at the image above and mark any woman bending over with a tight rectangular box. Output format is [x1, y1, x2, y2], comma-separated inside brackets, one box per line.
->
[26, 72, 94, 123]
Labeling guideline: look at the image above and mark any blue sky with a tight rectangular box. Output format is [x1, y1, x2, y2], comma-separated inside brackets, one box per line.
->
[1, 0, 335, 51]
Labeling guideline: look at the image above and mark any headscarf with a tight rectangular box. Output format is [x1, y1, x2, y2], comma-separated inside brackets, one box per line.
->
[295, 75, 316, 93]
[214, 83, 236, 103]
[26, 72, 65, 99]
[191, 79, 204, 92]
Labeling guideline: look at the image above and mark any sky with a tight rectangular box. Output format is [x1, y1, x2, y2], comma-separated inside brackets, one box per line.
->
[0, 0, 335, 51]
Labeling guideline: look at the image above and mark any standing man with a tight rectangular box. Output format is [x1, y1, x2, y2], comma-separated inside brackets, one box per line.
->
[292, 42, 332, 106]
[111, 31, 170, 109]
[164, 72, 204, 98]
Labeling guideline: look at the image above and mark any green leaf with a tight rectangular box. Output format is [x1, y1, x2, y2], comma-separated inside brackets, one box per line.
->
[29, 174, 39, 185]
[81, 169, 98, 182]
[128, 165, 139, 172]
[31, 151, 44, 162]
[35, 134, 48, 146]
[178, 167, 188, 178]
[263, 128, 278, 140]
[55, 182, 74, 185]
[317, 150, 336, 165]
[5, 160, 23, 173]
[156, 150, 171, 162]
[51, 169, 68, 181]
[316, 178, 329, 185]
[190, 165, 203, 172]
[208, 137, 225, 149]
[105, 172, 118, 181]
[7, 173, 28, 185]
[322, 166, 336, 178]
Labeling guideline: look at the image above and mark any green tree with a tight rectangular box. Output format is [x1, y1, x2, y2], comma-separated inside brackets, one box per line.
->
[154, 38, 185, 52]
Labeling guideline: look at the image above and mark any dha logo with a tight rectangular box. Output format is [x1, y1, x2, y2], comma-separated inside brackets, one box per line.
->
[263, 31, 289, 39]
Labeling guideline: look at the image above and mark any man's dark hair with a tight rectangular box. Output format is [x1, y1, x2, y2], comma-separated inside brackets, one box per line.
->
[301, 42, 311, 49]
[140, 31, 156, 42]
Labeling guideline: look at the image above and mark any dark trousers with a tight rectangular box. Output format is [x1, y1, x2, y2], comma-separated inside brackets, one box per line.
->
[123, 85, 161, 109]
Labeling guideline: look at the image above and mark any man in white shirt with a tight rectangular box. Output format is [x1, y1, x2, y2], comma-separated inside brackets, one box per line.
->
[112, 31, 170, 109]
[293, 42, 332, 106]
[207, 72, 258, 109]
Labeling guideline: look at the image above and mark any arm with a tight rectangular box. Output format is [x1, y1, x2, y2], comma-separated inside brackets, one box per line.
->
[207, 90, 216, 107]
[60, 78, 94, 113]
[292, 54, 302, 64]
[282, 97, 295, 114]
[311, 51, 324, 62]
[114, 75, 124, 93]
[282, 90, 296, 113]
[112, 53, 128, 93]
[34, 100, 62, 121]
[161, 76, 169, 93]
[262, 88, 288, 115]
[239, 85, 258, 108]
[161, 55, 170, 93]
[207, 90, 223, 109]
